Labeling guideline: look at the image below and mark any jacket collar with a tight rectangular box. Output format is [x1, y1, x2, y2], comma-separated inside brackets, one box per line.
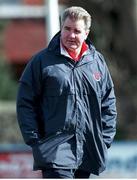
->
[47, 31, 61, 55]
[47, 31, 96, 62]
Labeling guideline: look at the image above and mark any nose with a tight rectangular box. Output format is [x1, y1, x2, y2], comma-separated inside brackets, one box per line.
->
[69, 31, 76, 38]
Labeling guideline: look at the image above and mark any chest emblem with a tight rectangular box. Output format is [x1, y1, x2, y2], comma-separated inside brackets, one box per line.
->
[93, 72, 101, 81]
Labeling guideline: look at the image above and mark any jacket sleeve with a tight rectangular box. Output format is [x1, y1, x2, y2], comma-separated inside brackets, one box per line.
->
[16, 56, 43, 146]
[101, 85, 117, 148]
[99, 55, 117, 148]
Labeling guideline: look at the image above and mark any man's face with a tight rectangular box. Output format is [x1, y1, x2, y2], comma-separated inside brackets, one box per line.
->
[61, 17, 89, 52]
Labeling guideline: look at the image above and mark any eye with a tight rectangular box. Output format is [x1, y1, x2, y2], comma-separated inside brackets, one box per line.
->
[64, 26, 71, 31]
[74, 29, 81, 34]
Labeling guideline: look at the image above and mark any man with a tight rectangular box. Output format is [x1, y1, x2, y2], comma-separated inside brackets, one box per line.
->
[17, 6, 117, 178]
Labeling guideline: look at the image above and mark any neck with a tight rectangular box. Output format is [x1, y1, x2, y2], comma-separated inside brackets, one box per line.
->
[61, 41, 88, 61]
[62, 43, 82, 58]
[68, 47, 81, 58]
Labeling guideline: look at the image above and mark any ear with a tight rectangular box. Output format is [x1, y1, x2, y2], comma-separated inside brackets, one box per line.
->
[85, 30, 89, 39]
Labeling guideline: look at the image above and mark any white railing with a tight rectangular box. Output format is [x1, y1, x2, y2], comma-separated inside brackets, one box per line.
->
[0, 4, 65, 19]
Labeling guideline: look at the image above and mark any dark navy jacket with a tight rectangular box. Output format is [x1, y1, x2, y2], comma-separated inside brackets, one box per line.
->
[17, 32, 117, 175]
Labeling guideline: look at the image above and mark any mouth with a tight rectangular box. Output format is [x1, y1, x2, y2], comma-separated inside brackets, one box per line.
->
[67, 38, 76, 42]
[67, 40, 76, 44]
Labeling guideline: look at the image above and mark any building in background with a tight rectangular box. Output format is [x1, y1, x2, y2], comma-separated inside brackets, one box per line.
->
[0, 0, 67, 79]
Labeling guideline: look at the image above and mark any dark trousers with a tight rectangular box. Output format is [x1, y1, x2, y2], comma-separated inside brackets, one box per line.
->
[42, 168, 90, 179]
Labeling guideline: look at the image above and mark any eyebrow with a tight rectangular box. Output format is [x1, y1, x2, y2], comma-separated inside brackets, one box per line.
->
[64, 25, 82, 31]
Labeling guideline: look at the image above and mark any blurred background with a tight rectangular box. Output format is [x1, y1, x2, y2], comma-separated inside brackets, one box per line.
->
[0, 0, 137, 178]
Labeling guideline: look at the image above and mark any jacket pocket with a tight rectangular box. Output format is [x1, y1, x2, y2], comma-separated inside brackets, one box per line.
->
[32, 131, 74, 167]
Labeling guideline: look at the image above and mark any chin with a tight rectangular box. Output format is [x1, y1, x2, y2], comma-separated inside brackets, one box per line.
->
[68, 48, 77, 52]
[69, 46, 77, 50]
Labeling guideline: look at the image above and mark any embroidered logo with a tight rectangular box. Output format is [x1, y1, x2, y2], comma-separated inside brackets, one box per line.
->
[93, 72, 101, 81]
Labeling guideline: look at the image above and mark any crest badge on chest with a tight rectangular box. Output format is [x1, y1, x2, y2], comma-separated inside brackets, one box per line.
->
[93, 72, 101, 81]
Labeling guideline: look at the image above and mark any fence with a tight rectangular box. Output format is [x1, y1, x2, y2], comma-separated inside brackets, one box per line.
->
[0, 141, 137, 178]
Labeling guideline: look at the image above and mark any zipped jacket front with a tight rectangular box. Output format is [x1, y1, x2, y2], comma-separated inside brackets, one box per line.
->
[17, 32, 117, 175]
